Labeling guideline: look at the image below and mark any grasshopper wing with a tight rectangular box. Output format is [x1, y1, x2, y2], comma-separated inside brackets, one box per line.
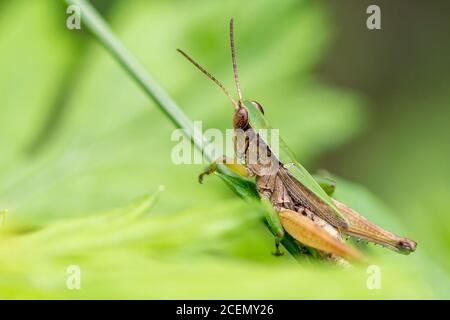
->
[278, 164, 349, 229]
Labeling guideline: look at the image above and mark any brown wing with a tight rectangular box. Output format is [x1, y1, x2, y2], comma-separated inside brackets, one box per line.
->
[277, 166, 348, 229]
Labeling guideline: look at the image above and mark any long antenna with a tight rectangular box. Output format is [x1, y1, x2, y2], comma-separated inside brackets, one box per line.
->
[230, 18, 243, 104]
[177, 49, 239, 110]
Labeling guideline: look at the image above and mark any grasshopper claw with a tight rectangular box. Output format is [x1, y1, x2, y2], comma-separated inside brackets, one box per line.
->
[272, 250, 284, 257]
[271, 239, 284, 257]
[198, 168, 214, 184]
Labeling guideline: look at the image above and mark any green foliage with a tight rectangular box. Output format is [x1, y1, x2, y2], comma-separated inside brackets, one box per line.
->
[0, 190, 439, 299]
[0, 0, 448, 299]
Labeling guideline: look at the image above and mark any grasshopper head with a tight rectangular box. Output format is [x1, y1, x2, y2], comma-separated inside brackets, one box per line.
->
[233, 100, 264, 129]
[233, 106, 249, 129]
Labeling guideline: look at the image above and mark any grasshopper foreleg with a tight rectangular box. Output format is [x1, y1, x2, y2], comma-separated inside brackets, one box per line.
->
[198, 155, 253, 183]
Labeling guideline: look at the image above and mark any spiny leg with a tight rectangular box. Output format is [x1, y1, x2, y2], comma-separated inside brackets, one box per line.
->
[312, 173, 416, 255]
[277, 208, 364, 261]
[198, 155, 252, 183]
[332, 199, 417, 254]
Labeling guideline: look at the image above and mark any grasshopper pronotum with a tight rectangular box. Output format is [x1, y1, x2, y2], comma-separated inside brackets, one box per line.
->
[178, 19, 416, 262]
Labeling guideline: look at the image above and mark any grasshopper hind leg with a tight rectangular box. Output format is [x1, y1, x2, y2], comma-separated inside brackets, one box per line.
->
[278, 208, 363, 261]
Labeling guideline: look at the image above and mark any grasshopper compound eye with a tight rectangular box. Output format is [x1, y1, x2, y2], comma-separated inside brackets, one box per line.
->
[251, 100, 264, 114]
[233, 107, 249, 129]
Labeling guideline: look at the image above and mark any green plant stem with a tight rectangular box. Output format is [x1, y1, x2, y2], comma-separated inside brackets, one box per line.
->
[62, 0, 301, 260]
[65, 0, 208, 160]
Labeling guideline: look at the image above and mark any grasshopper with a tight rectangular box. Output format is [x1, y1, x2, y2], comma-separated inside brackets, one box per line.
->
[177, 19, 416, 262]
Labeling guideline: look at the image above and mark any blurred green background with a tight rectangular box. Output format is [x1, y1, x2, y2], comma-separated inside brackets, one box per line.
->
[0, 0, 449, 299]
